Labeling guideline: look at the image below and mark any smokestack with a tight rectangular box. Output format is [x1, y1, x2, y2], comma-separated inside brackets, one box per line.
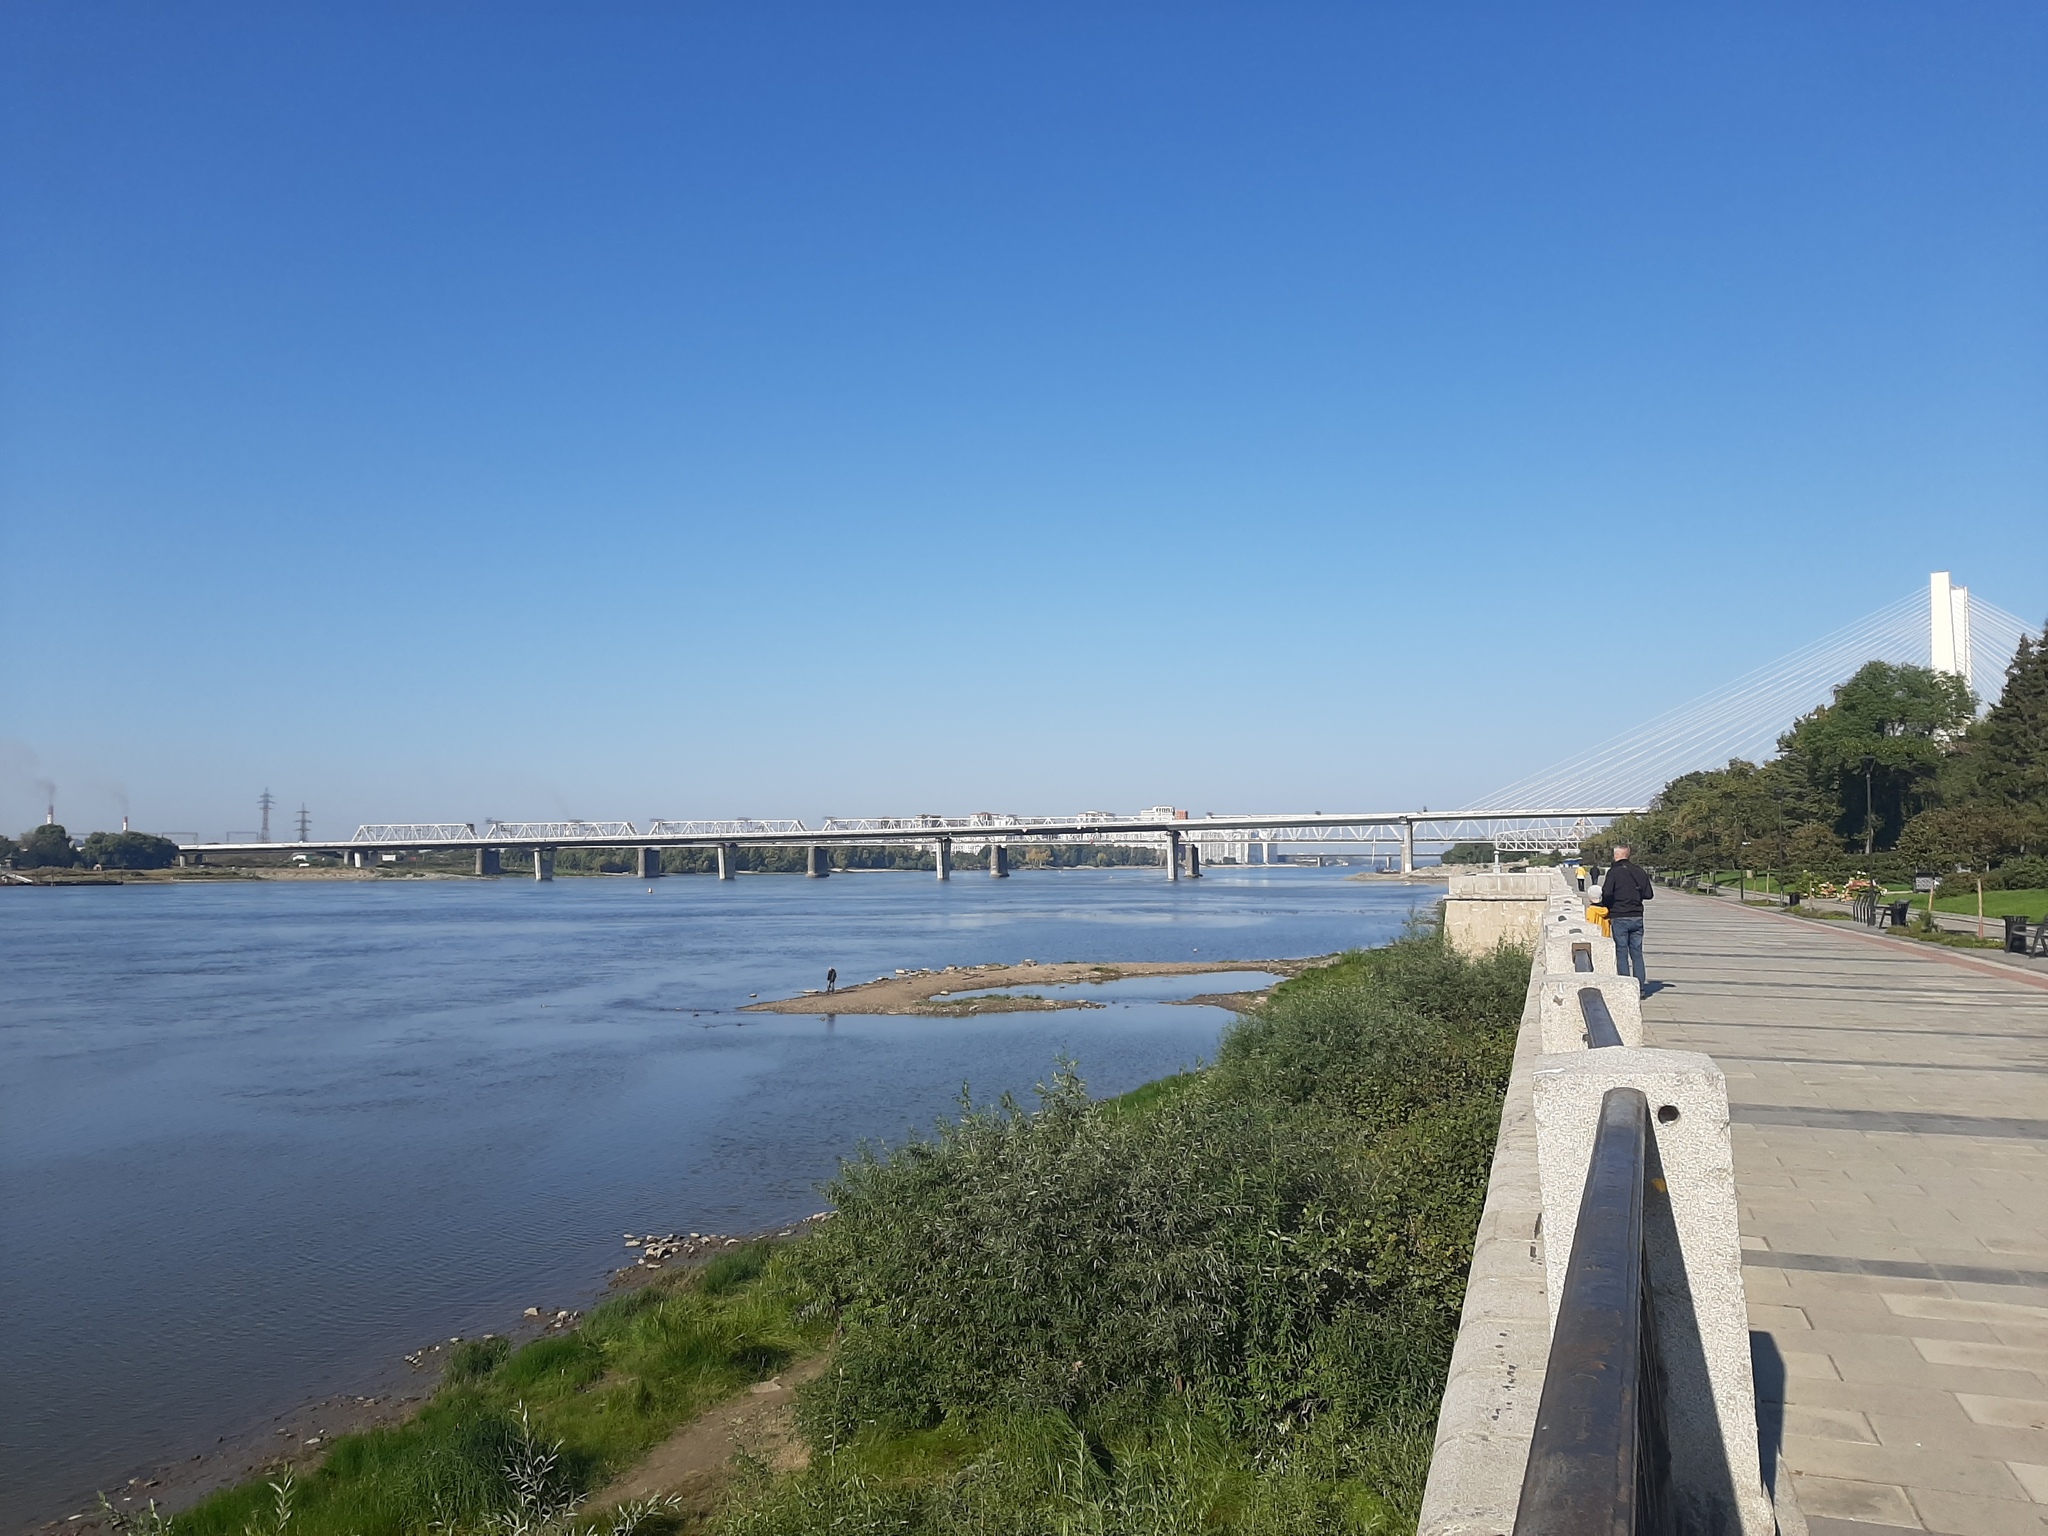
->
[122, 815, 130, 832]
[46, 802, 54, 825]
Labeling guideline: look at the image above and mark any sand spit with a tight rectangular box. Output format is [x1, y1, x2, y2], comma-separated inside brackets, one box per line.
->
[743, 956, 1331, 1016]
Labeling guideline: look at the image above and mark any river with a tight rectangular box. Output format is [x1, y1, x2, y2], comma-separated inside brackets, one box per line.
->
[0, 866, 1433, 1523]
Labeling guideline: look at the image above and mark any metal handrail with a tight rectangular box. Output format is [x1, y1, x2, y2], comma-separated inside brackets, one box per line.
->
[1580, 988, 1624, 1049]
[1513, 1086, 1673, 1535]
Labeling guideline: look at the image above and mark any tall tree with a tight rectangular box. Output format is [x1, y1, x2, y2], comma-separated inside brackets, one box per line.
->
[13, 824, 79, 868]
[1948, 626, 2048, 813]
[1587, 755, 1836, 869]
[1895, 804, 2034, 871]
[1779, 662, 1975, 854]
[78, 830, 179, 870]
[1665, 760, 1788, 868]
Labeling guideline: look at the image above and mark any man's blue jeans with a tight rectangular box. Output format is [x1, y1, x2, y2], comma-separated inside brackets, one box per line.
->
[1612, 917, 1646, 987]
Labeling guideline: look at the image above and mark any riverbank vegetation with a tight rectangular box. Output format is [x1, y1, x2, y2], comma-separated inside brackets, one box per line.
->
[3, 824, 179, 870]
[173, 1243, 817, 1536]
[159, 930, 1524, 1536]
[1590, 626, 2048, 895]
[712, 928, 1525, 1534]
[1439, 841, 1561, 866]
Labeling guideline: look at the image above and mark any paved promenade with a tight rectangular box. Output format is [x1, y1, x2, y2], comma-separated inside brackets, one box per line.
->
[1646, 893, 2048, 1536]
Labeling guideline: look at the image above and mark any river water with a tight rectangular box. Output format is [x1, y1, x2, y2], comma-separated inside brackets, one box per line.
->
[0, 866, 1432, 1522]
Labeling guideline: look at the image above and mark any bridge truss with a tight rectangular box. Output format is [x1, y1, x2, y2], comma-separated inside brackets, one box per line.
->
[185, 805, 1640, 863]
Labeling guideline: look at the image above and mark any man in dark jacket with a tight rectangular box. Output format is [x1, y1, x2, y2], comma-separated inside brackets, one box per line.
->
[1597, 844, 1654, 994]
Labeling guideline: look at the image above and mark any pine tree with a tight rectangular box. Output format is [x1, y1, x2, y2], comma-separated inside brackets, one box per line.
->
[1964, 627, 2048, 811]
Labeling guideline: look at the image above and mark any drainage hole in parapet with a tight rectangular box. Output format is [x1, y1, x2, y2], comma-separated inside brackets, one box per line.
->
[1657, 1104, 1680, 1123]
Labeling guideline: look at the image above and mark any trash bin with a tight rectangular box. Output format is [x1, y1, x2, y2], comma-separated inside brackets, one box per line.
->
[2006, 915, 2030, 954]
[1786, 890, 1801, 907]
[1887, 900, 1912, 928]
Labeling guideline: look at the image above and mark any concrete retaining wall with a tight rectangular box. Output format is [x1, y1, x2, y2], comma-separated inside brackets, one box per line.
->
[1419, 867, 1781, 1536]
[1444, 871, 1556, 958]
[1417, 877, 1560, 1536]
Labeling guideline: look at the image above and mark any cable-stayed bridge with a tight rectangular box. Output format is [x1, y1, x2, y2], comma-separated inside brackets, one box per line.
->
[177, 573, 2038, 877]
[1474, 573, 2036, 814]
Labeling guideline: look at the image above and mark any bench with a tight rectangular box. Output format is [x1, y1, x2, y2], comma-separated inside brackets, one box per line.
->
[2001, 914, 2048, 956]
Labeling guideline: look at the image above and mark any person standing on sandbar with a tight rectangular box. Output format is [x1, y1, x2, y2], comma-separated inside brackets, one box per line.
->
[1597, 843, 1654, 995]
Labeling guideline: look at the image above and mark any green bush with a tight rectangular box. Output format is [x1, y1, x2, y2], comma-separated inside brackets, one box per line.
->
[726, 934, 1527, 1533]
[13, 823, 78, 868]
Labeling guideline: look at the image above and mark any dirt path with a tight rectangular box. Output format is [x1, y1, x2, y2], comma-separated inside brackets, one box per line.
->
[743, 956, 1328, 1016]
[593, 1354, 830, 1516]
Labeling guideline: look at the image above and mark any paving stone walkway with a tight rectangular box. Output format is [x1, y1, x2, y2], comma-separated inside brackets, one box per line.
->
[1645, 893, 2048, 1536]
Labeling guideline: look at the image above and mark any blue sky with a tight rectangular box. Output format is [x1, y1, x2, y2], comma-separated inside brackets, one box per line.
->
[3, 4, 2043, 839]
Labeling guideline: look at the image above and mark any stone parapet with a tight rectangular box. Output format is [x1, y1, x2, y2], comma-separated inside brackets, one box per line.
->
[1420, 866, 1777, 1536]
[1444, 867, 1571, 958]
[1534, 972, 1645, 1051]
[1415, 939, 1554, 1536]
[1531, 1048, 1773, 1536]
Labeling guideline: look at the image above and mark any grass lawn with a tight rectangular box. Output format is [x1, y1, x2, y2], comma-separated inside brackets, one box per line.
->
[1934, 888, 2048, 919]
[1689, 873, 1800, 894]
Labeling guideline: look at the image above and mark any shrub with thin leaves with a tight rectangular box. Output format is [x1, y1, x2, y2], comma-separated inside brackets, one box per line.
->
[736, 933, 1526, 1533]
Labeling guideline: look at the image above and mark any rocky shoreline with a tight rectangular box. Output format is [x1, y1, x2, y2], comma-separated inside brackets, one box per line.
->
[611, 1212, 834, 1282]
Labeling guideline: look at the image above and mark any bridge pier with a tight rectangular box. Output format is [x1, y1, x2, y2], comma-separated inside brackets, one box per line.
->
[934, 837, 952, 881]
[475, 848, 501, 877]
[637, 847, 662, 879]
[533, 848, 554, 881]
[716, 842, 735, 880]
[1183, 841, 1201, 879]
[1164, 829, 1181, 882]
[348, 849, 367, 869]
[988, 843, 1009, 878]
[806, 845, 830, 878]
[1400, 818, 1415, 875]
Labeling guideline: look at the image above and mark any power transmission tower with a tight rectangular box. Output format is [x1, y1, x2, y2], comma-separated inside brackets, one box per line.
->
[259, 788, 275, 843]
[295, 804, 311, 842]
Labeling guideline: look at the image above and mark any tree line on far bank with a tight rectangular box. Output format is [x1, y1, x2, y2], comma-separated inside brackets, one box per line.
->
[4, 824, 179, 870]
[1586, 620, 2048, 892]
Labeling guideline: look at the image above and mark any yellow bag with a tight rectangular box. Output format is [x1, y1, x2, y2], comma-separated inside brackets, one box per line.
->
[1586, 903, 1612, 937]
